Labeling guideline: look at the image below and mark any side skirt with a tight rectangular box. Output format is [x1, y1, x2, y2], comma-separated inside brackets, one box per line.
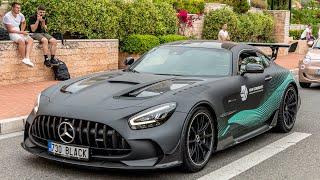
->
[234, 110, 279, 144]
[216, 110, 279, 151]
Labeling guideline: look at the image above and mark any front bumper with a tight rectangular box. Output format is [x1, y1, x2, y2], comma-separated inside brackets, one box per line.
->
[299, 62, 320, 83]
[22, 106, 188, 170]
[22, 137, 182, 170]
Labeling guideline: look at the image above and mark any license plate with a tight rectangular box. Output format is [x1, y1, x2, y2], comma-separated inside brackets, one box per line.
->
[48, 141, 89, 161]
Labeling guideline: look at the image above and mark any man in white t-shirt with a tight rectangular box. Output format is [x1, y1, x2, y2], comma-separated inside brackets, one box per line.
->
[218, 23, 230, 42]
[2, 2, 34, 67]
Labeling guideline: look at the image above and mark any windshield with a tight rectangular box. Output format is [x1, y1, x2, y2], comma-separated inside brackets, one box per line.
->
[131, 46, 232, 76]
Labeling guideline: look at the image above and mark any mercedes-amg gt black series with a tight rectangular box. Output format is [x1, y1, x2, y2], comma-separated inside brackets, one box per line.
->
[22, 41, 300, 172]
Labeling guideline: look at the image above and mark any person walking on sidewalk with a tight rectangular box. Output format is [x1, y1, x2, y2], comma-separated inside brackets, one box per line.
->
[2, 2, 34, 67]
[29, 5, 59, 67]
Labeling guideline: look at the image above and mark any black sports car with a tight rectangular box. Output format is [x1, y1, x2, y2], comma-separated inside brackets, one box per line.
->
[22, 41, 300, 172]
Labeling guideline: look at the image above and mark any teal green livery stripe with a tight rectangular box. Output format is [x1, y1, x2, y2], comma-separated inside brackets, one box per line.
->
[219, 73, 295, 137]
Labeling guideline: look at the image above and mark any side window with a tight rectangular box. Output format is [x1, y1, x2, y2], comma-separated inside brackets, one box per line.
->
[238, 51, 262, 73]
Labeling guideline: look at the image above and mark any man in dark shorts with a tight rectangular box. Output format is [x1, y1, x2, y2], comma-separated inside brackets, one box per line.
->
[29, 5, 59, 67]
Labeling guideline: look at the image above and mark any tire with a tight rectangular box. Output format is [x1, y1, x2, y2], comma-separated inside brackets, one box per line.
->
[275, 85, 298, 133]
[299, 82, 311, 88]
[182, 107, 215, 172]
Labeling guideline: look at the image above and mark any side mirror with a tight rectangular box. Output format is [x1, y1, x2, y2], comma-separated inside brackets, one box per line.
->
[124, 57, 134, 66]
[241, 63, 264, 76]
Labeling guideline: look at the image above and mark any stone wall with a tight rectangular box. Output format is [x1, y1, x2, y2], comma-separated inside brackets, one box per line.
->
[268, 10, 290, 43]
[204, 3, 231, 13]
[181, 14, 204, 39]
[0, 1, 9, 27]
[0, 39, 118, 85]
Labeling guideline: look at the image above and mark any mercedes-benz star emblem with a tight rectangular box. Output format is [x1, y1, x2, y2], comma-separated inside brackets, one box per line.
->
[58, 122, 75, 144]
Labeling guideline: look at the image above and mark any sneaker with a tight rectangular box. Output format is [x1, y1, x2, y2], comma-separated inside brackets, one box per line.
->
[22, 58, 34, 67]
[50, 58, 60, 66]
[44, 58, 51, 68]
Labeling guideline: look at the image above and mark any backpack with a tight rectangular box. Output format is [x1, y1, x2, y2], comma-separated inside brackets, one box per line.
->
[52, 59, 70, 81]
[52, 32, 66, 45]
[0, 28, 10, 40]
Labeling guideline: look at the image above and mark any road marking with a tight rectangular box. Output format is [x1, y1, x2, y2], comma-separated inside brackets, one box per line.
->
[198, 132, 311, 180]
[0, 131, 23, 141]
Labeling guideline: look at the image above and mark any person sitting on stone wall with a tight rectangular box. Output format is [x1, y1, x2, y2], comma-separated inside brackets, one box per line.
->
[2, 2, 34, 67]
[29, 5, 59, 67]
[218, 23, 230, 42]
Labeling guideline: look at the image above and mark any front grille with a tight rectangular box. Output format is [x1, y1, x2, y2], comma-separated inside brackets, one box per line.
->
[30, 115, 131, 157]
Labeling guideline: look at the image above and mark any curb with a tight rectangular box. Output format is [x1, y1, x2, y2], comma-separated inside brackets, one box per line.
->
[0, 115, 27, 135]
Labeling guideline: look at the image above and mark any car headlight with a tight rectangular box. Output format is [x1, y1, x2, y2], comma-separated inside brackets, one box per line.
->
[303, 55, 311, 64]
[128, 102, 177, 130]
[33, 94, 41, 114]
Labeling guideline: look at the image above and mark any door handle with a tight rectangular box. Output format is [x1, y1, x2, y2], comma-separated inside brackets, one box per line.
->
[265, 75, 272, 81]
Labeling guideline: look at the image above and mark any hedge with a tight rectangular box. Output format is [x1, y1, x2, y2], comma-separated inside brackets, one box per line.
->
[122, 34, 160, 54]
[202, 8, 239, 40]
[203, 8, 274, 42]
[289, 30, 303, 40]
[15, 0, 177, 39]
[291, 8, 320, 25]
[158, 34, 188, 44]
[236, 13, 274, 42]
[119, 1, 177, 41]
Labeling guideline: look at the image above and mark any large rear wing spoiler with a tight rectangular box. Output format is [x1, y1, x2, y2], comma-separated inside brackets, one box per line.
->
[247, 42, 298, 60]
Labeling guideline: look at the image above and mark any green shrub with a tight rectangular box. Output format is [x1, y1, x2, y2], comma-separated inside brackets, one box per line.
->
[203, 8, 274, 42]
[119, 1, 177, 41]
[291, 8, 320, 25]
[267, 0, 289, 10]
[174, 0, 206, 14]
[289, 30, 304, 40]
[14, 0, 177, 40]
[251, 0, 268, 9]
[122, 34, 160, 54]
[203, 8, 239, 40]
[236, 12, 274, 42]
[16, 0, 122, 39]
[233, 0, 250, 14]
[158, 34, 188, 44]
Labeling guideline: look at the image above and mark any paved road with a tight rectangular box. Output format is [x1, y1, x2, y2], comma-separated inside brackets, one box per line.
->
[0, 84, 320, 180]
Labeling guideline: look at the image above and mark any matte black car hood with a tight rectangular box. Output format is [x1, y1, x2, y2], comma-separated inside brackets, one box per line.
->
[46, 71, 206, 110]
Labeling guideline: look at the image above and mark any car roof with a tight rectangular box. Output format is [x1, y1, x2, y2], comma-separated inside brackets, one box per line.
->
[163, 40, 236, 50]
[162, 40, 257, 52]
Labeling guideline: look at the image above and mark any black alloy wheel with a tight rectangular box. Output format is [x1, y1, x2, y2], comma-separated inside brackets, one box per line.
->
[182, 107, 215, 172]
[275, 85, 298, 133]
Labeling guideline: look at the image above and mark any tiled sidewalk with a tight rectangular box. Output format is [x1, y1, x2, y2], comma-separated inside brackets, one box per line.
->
[0, 81, 57, 119]
[0, 53, 303, 121]
[275, 54, 303, 70]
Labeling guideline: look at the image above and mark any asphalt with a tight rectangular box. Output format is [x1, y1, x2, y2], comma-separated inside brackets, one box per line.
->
[0, 84, 319, 180]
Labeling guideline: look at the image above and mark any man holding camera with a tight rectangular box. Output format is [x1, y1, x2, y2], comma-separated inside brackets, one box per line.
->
[29, 5, 59, 67]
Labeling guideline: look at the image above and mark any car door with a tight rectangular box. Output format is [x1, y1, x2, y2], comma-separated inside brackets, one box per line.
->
[230, 50, 269, 138]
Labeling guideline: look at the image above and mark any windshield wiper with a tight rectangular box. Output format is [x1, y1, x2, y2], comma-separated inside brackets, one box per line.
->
[154, 73, 183, 76]
[126, 68, 139, 73]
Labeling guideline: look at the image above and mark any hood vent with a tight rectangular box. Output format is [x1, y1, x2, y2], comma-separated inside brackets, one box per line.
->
[122, 79, 199, 98]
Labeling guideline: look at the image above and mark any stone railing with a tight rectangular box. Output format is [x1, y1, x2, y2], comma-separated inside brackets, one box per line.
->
[0, 39, 118, 85]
